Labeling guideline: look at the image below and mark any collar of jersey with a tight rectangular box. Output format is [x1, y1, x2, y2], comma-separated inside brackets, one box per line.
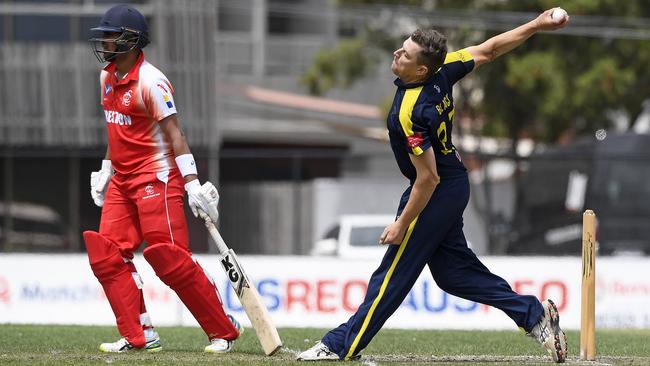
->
[393, 76, 431, 89]
[103, 51, 145, 86]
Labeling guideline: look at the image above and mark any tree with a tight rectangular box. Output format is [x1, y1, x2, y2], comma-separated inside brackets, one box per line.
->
[301, 0, 650, 142]
[301, 0, 650, 253]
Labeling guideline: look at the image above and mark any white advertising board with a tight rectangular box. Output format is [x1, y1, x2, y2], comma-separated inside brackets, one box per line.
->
[0, 254, 649, 329]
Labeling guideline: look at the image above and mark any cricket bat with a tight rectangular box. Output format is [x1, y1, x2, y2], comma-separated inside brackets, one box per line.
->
[199, 212, 283, 356]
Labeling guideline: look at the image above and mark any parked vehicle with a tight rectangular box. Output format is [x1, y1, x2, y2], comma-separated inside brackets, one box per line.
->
[311, 214, 395, 259]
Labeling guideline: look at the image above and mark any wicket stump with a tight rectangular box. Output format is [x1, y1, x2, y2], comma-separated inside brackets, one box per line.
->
[581, 209, 596, 361]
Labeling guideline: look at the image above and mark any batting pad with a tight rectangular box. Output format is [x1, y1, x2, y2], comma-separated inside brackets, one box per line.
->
[83, 231, 147, 348]
[143, 244, 239, 340]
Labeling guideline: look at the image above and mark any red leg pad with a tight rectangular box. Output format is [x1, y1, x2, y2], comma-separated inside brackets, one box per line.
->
[84, 231, 146, 348]
[143, 244, 238, 340]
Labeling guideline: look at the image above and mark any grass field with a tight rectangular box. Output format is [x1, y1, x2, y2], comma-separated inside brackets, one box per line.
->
[1, 325, 649, 365]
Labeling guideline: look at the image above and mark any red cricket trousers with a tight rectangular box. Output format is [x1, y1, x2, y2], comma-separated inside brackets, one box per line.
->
[89, 168, 238, 346]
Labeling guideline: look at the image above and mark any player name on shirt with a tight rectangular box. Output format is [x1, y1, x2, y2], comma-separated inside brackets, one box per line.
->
[435, 93, 452, 115]
[99, 53, 178, 174]
[104, 110, 132, 126]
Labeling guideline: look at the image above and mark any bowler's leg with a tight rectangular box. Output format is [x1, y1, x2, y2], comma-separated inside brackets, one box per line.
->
[314, 178, 469, 360]
[427, 218, 543, 331]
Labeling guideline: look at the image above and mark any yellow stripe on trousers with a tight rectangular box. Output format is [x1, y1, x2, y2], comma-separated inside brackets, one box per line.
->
[344, 217, 419, 360]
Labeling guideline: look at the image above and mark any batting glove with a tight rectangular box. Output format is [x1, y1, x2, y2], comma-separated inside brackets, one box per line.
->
[185, 180, 220, 223]
[90, 160, 113, 207]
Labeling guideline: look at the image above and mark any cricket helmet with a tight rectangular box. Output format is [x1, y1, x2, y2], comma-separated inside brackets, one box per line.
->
[89, 4, 150, 62]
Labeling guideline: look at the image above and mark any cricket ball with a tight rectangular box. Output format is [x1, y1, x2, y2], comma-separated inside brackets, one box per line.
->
[551, 7, 568, 22]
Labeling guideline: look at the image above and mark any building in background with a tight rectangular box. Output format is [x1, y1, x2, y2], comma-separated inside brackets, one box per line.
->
[0, 0, 422, 255]
[13, 1, 643, 256]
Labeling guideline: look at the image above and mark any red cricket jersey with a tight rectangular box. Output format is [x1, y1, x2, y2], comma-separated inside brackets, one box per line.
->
[99, 52, 178, 175]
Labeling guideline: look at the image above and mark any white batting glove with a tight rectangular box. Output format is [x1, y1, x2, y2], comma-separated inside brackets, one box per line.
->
[90, 160, 113, 207]
[185, 180, 220, 223]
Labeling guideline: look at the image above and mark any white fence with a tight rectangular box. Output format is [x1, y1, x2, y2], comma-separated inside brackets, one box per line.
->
[1, 254, 649, 329]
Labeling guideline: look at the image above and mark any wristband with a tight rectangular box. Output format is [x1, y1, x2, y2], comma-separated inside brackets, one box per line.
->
[175, 154, 198, 177]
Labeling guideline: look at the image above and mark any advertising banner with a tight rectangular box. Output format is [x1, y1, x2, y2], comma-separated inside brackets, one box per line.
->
[1, 254, 648, 329]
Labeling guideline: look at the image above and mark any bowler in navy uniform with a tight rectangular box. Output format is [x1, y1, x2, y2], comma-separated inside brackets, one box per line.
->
[298, 7, 570, 364]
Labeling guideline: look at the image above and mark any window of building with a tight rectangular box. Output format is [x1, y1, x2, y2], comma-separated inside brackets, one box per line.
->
[218, 1, 252, 32]
[14, 15, 70, 42]
[267, 1, 330, 35]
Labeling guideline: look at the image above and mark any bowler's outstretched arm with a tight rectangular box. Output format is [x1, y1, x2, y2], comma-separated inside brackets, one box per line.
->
[467, 8, 569, 68]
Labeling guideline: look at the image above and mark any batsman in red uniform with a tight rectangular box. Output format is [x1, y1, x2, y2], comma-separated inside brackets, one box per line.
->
[85, 4, 241, 353]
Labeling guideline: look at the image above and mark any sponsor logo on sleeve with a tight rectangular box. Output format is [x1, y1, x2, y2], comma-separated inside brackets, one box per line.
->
[407, 132, 424, 149]
[157, 83, 174, 108]
[163, 94, 173, 109]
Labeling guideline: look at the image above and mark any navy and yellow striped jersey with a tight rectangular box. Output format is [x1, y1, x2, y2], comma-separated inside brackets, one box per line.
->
[387, 49, 475, 182]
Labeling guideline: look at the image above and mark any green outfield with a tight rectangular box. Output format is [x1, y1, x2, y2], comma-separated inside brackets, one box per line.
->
[0, 324, 649, 366]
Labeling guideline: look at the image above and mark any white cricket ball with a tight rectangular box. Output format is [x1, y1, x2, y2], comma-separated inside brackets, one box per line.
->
[551, 7, 568, 22]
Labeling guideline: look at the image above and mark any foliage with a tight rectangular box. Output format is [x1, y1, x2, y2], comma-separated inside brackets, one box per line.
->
[301, 38, 377, 96]
[480, 0, 650, 141]
[303, 0, 650, 142]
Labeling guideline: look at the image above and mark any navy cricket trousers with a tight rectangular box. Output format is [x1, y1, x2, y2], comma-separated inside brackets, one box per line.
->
[322, 174, 543, 360]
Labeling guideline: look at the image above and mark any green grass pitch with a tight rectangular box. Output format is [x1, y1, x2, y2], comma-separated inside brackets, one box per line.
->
[1, 324, 649, 365]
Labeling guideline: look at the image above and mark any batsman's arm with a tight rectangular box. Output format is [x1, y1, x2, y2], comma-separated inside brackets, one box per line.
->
[159, 115, 198, 184]
[466, 8, 569, 68]
[160, 115, 220, 222]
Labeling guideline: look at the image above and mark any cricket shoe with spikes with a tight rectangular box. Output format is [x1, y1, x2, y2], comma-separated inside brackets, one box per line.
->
[527, 299, 568, 363]
[204, 314, 243, 353]
[297, 341, 340, 361]
[99, 329, 162, 353]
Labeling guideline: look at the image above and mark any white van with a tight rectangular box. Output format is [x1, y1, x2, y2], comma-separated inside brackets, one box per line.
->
[311, 214, 395, 259]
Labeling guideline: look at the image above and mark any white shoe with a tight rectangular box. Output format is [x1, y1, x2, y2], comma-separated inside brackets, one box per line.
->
[527, 299, 567, 363]
[204, 314, 243, 354]
[204, 338, 234, 353]
[99, 329, 162, 353]
[297, 341, 340, 361]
